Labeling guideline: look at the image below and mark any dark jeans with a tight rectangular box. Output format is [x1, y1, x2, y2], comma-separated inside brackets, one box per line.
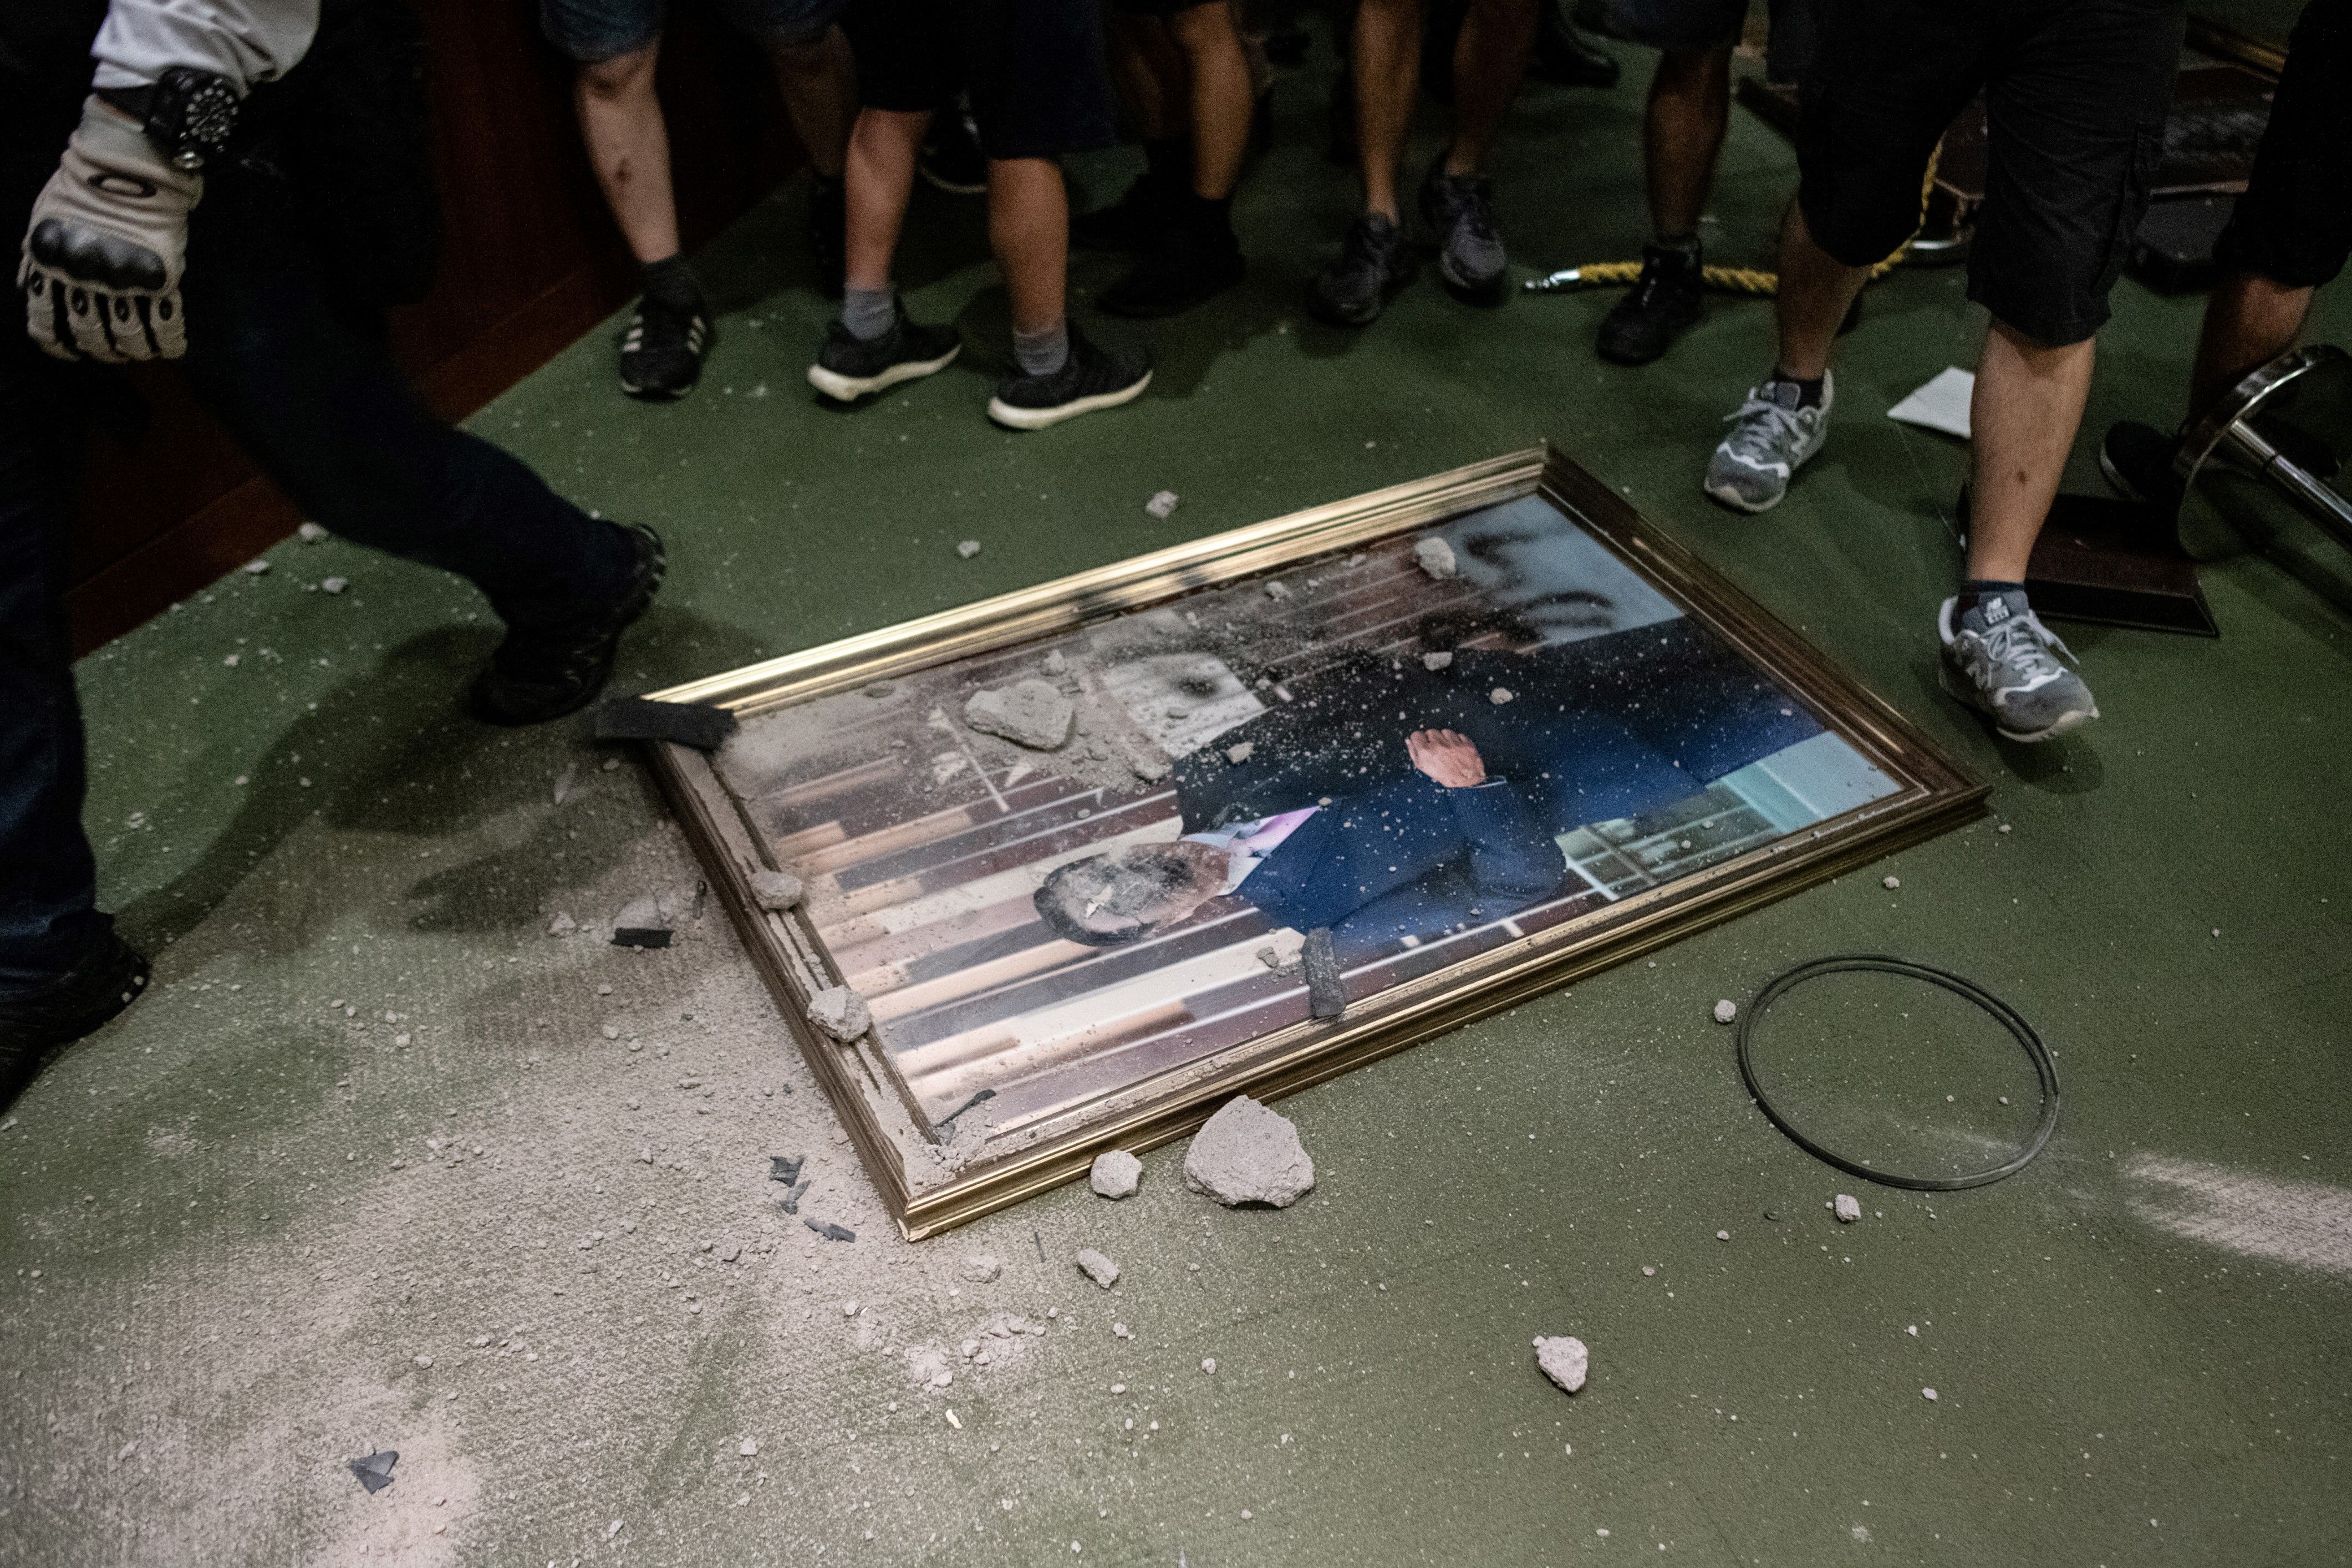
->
[0, 156, 638, 993]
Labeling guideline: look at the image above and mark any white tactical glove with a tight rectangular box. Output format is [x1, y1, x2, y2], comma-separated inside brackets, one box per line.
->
[19, 98, 203, 362]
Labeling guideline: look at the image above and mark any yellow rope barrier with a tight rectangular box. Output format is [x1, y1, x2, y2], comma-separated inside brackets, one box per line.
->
[1527, 147, 1942, 299]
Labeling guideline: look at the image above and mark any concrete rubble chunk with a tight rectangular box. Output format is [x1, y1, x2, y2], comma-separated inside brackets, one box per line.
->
[1534, 1335, 1589, 1393]
[1183, 1095, 1315, 1208]
[1075, 1248, 1121, 1289]
[1834, 1193, 1862, 1223]
[807, 986, 872, 1042]
[964, 680, 1075, 751]
[1226, 741, 1255, 765]
[321, 577, 349, 595]
[1414, 537, 1457, 579]
[1489, 686, 1515, 706]
[1146, 490, 1179, 519]
[1090, 1149, 1142, 1200]
[749, 869, 804, 911]
[1713, 999, 1737, 1025]
[957, 540, 981, 559]
[547, 912, 577, 938]
[1422, 650, 1452, 671]
[1042, 650, 1067, 675]
[298, 521, 328, 543]
[961, 1254, 1004, 1283]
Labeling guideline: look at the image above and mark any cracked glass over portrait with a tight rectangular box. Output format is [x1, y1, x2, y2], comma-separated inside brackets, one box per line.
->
[705, 494, 1903, 1143]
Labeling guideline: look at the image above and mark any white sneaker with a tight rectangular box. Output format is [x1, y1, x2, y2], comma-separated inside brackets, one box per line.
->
[1704, 371, 1834, 513]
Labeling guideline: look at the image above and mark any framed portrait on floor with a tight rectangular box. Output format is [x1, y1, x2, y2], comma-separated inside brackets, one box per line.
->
[645, 448, 1986, 1237]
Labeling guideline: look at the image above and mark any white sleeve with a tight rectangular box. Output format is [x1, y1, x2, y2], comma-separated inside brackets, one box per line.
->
[89, 0, 322, 95]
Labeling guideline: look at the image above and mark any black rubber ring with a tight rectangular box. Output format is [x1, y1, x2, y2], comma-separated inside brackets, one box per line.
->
[1734, 955, 2060, 1191]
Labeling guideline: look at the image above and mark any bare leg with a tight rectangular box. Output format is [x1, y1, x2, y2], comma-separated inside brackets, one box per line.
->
[1771, 202, 1869, 380]
[1964, 319, 2096, 580]
[764, 27, 857, 180]
[989, 157, 1070, 335]
[1352, 0, 1423, 220]
[843, 108, 929, 293]
[1644, 46, 1731, 239]
[1444, 0, 1538, 177]
[2187, 269, 2316, 421]
[575, 43, 679, 264]
[1172, 1, 1254, 201]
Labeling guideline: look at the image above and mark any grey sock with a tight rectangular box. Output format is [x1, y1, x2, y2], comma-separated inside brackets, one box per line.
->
[1013, 320, 1070, 378]
[841, 286, 897, 343]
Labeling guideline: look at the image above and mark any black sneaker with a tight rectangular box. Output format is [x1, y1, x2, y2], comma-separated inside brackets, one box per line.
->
[469, 523, 665, 726]
[0, 921, 149, 1108]
[2100, 420, 2186, 515]
[1419, 159, 1507, 302]
[1072, 171, 1179, 254]
[808, 174, 846, 298]
[807, 307, 962, 402]
[1306, 213, 1416, 327]
[618, 295, 710, 401]
[1597, 242, 1705, 365]
[919, 106, 988, 196]
[986, 325, 1152, 431]
[1099, 223, 1245, 318]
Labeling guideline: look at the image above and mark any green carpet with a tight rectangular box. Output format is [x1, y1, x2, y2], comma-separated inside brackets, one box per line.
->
[8, 29, 2349, 1567]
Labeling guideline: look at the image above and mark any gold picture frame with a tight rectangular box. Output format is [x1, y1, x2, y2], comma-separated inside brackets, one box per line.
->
[644, 447, 1986, 1238]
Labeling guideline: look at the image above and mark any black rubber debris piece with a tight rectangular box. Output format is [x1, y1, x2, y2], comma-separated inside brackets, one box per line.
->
[803, 1217, 855, 1242]
[348, 1450, 399, 1494]
[935, 1087, 996, 1136]
[768, 1153, 805, 1185]
[780, 1177, 810, 1214]
[595, 697, 740, 750]
[611, 928, 672, 949]
[1303, 927, 1346, 1019]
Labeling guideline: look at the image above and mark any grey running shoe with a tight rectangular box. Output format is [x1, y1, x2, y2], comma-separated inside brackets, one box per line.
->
[1419, 159, 1507, 300]
[1704, 372, 1834, 513]
[1937, 591, 2100, 742]
[1307, 212, 1417, 326]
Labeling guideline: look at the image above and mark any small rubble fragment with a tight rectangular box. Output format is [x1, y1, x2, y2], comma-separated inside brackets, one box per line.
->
[1090, 1149, 1142, 1200]
[1882, 875, 1901, 890]
[553, 763, 578, 805]
[964, 680, 1076, 751]
[1264, 580, 1290, 600]
[1302, 928, 1345, 1019]
[957, 540, 982, 559]
[1042, 650, 1068, 675]
[749, 869, 804, 912]
[738, 1438, 759, 1457]
[1489, 687, 1515, 706]
[803, 1218, 856, 1242]
[1183, 1095, 1315, 1208]
[243, 558, 271, 576]
[1414, 537, 1457, 579]
[1146, 490, 1179, 519]
[546, 912, 577, 938]
[768, 1154, 805, 1185]
[1713, 999, 1737, 1025]
[1126, 746, 1171, 783]
[1075, 1249, 1121, 1289]
[347, 1450, 399, 1494]
[1922, 1387, 1938, 1401]
[321, 577, 349, 595]
[611, 895, 672, 949]
[298, 521, 328, 543]
[807, 986, 872, 1042]
[1421, 650, 1453, 671]
[1534, 1336, 1589, 1394]
[961, 1254, 1004, 1284]
[1200, 1358, 1216, 1374]
[1226, 741, 1255, 765]
[1834, 1194, 1862, 1223]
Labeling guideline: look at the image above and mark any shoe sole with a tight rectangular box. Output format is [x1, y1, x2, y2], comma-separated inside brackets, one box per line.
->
[987, 370, 1153, 431]
[807, 344, 961, 403]
[1937, 663, 2098, 743]
[1437, 255, 1509, 307]
[1702, 476, 1782, 515]
[1596, 307, 1703, 367]
[619, 376, 694, 403]
[1306, 261, 1418, 327]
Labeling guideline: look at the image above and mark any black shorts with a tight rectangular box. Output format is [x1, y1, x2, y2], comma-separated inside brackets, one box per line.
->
[844, 0, 1116, 161]
[1795, 0, 2187, 347]
[1109, 0, 1219, 16]
[2213, 0, 2352, 291]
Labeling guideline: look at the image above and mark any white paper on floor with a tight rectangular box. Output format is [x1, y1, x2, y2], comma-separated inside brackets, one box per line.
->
[1886, 366, 1976, 440]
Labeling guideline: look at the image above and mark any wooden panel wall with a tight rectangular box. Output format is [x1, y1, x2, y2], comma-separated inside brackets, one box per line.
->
[64, 0, 805, 654]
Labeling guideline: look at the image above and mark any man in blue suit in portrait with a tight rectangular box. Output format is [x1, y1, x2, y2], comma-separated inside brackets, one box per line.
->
[1032, 619, 1820, 960]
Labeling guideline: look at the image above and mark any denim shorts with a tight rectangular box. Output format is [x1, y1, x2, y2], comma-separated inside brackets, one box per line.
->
[542, 0, 846, 62]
